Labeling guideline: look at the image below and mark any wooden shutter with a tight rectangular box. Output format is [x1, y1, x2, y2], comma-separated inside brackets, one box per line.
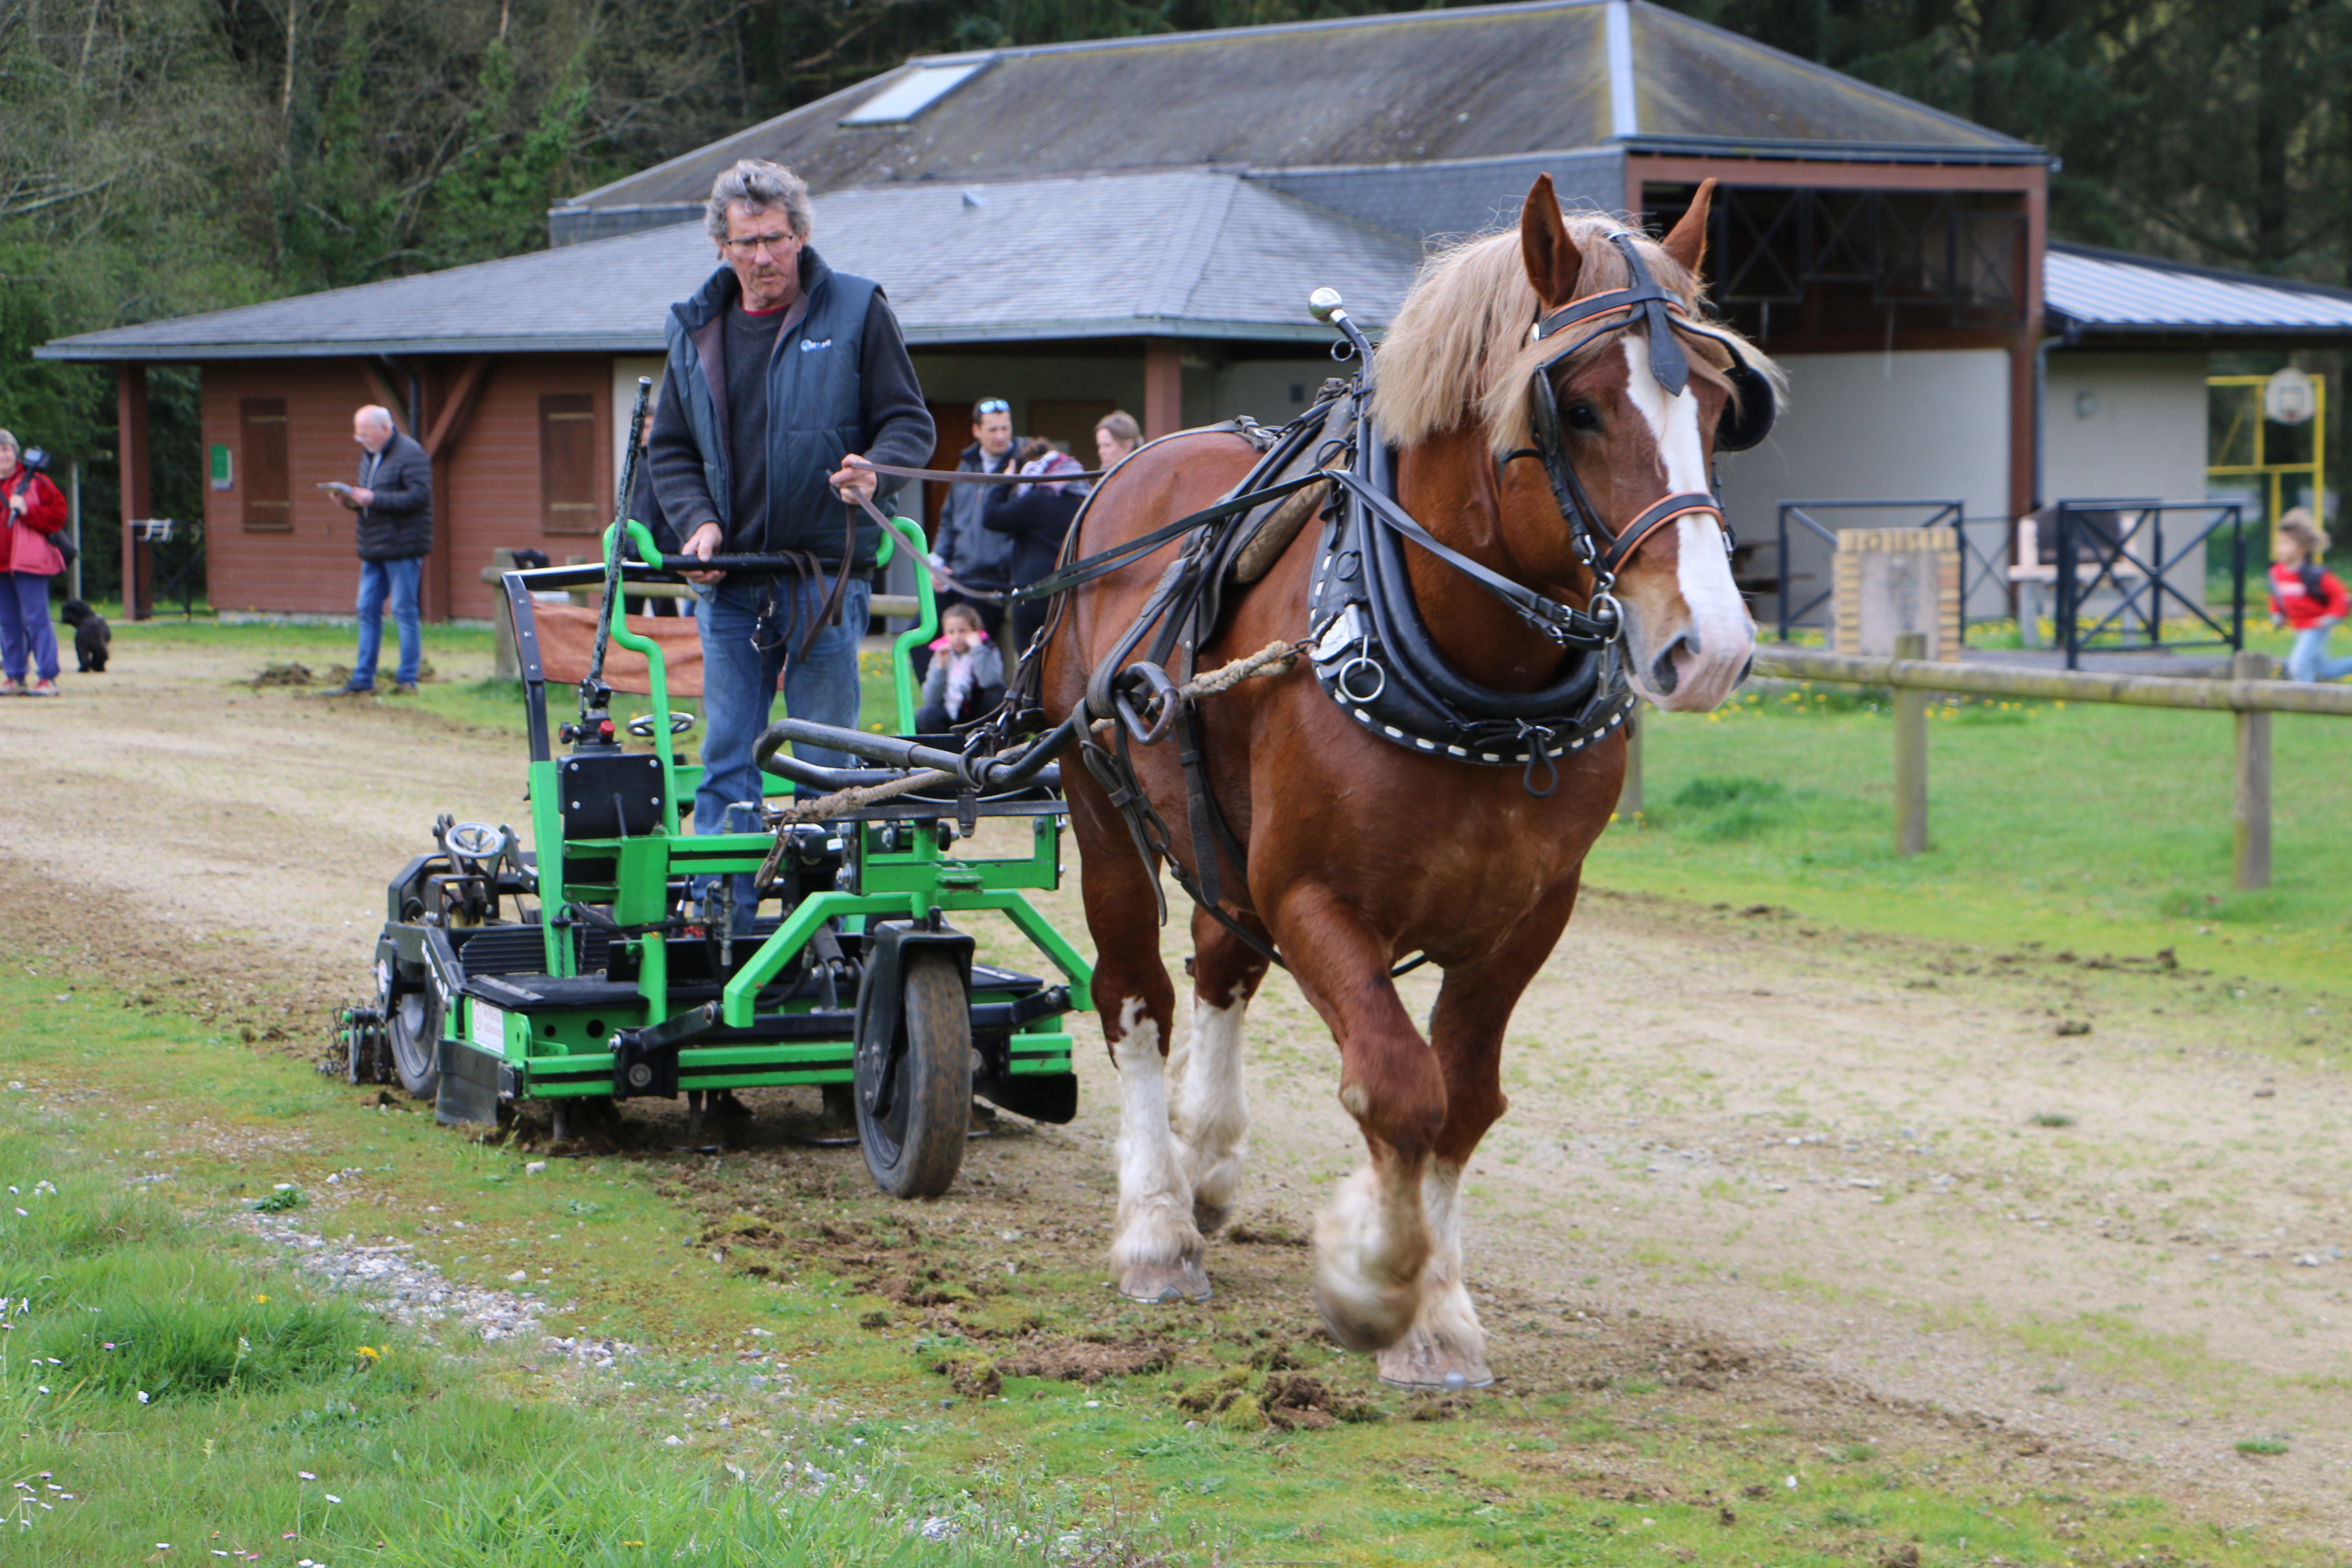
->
[539, 392, 599, 533]
[240, 398, 289, 531]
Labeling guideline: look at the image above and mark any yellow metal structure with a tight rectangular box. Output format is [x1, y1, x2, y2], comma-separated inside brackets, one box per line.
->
[2208, 372, 2326, 527]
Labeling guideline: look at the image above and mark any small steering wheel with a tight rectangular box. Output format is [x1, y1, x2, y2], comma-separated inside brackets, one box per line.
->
[628, 710, 698, 737]
[445, 821, 503, 860]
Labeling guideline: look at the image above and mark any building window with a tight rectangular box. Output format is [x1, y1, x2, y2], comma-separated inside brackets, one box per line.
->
[540, 392, 599, 533]
[240, 398, 289, 531]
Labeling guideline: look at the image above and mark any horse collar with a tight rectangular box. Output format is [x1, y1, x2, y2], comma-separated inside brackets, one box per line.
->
[1308, 434, 1634, 796]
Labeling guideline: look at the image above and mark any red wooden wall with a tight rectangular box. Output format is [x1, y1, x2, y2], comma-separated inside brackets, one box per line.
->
[201, 355, 614, 622]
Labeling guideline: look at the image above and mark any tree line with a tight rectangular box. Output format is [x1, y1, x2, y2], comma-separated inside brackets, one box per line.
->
[1, 0, 2342, 584]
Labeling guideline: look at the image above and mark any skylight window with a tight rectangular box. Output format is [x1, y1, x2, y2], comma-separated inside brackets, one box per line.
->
[840, 62, 985, 126]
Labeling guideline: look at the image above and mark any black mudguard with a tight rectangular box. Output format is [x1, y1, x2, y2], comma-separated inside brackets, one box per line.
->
[854, 920, 976, 1066]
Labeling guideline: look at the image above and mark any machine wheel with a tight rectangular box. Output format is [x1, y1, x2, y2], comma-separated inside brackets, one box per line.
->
[855, 948, 971, 1198]
[386, 987, 442, 1101]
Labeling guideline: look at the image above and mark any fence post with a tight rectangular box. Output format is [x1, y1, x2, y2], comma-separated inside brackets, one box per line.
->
[2234, 648, 2272, 890]
[1893, 631, 1929, 856]
[1618, 716, 1643, 821]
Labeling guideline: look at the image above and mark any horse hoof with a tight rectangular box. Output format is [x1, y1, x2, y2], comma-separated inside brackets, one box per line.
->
[1374, 1341, 1495, 1391]
[1119, 1259, 1211, 1304]
[1313, 1280, 1417, 1353]
[1192, 1199, 1231, 1237]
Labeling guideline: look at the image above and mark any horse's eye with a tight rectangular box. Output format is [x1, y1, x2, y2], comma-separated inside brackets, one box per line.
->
[1565, 402, 1602, 433]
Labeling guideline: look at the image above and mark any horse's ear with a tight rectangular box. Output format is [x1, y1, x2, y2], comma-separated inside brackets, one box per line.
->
[1661, 177, 1715, 279]
[1518, 174, 1582, 309]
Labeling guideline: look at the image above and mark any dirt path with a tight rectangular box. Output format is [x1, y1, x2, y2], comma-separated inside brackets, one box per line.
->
[5, 636, 2348, 1547]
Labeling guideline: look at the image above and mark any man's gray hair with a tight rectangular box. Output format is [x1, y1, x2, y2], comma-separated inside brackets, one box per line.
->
[705, 160, 814, 244]
[355, 405, 395, 431]
[0, 429, 16, 453]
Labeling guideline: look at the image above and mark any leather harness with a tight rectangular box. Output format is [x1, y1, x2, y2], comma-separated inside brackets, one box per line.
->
[830, 254, 1776, 967]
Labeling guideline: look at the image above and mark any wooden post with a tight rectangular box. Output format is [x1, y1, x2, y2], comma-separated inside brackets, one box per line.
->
[2234, 648, 2272, 890]
[1892, 631, 1928, 856]
[482, 549, 520, 680]
[1618, 716, 1643, 819]
[117, 364, 152, 620]
[1143, 339, 1184, 439]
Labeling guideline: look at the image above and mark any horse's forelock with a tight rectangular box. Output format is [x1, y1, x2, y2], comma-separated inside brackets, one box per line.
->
[1372, 210, 1766, 456]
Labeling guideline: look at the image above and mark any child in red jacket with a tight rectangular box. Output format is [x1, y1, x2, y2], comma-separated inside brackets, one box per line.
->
[0, 430, 68, 696]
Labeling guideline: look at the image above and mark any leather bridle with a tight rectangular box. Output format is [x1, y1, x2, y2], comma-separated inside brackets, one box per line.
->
[1500, 233, 1777, 596]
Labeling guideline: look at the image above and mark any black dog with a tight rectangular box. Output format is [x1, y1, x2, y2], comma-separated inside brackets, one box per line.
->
[59, 600, 108, 673]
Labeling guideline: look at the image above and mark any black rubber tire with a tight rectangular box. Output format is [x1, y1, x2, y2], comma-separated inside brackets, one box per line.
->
[387, 987, 442, 1101]
[856, 948, 972, 1198]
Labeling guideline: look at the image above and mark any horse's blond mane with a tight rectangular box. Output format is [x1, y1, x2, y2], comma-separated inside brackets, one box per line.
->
[1371, 208, 1778, 453]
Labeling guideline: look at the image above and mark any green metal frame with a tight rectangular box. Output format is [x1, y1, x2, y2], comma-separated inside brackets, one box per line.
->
[455, 514, 1091, 1104]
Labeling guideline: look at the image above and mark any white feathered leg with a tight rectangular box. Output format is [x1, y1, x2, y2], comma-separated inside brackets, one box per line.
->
[1108, 1000, 1210, 1302]
[1312, 1144, 1431, 1351]
[1375, 1160, 1492, 1388]
[1169, 990, 1250, 1235]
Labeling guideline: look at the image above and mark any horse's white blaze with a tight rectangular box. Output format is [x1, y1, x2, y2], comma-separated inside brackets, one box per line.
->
[1169, 989, 1251, 1229]
[1619, 338, 1708, 494]
[1313, 1155, 1433, 1351]
[1618, 339, 1755, 711]
[1108, 1001, 1198, 1281]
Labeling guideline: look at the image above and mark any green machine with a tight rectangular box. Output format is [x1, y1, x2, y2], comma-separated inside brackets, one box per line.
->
[341, 451, 1090, 1197]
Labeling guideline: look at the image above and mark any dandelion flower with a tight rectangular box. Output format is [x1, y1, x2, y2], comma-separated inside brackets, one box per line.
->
[253, 1295, 269, 1304]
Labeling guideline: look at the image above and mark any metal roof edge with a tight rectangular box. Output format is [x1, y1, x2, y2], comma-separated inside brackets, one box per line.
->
[39, 321, 1353, 361]
[2048, 240, 2352, 305]
[34, 335, 669, 362]
[1625, 0, 2041, 154]
[904, 318, 1350, 346]
[2043, 313, 2352, 344]
[1623, 134, 2048, 166]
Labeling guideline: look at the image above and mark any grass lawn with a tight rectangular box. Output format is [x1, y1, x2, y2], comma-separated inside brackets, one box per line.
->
[1595, 677, 2352, 994]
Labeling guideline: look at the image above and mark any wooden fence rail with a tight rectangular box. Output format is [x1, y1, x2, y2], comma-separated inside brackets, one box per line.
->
[1742, 638, 2325, 890]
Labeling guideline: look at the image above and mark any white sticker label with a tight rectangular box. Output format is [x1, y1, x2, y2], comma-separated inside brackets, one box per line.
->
[470, 1001, 505, 1054]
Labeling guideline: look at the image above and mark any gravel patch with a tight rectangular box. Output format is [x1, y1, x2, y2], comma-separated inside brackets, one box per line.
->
[242, 1213, 640, 1368]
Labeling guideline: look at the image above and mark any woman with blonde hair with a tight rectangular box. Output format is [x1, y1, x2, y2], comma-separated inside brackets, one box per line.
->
[1093, 409, 1142, 471]
[2269, 507, 2352, 681]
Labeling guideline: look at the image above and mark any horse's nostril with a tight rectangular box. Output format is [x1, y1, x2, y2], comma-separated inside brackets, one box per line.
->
[1649, 641, 1683, 696]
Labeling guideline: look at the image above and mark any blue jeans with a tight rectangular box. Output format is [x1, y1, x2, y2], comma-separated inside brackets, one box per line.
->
[694, 573, 870, 925]
[2288, 625, 2352, 683]
[0, 572, 59, 683]
[353, 556, 424, 687]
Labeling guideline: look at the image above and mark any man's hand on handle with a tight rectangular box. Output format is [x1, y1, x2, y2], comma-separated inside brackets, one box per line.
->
[682, 522, 726, 584]
[829, 454, 877, 506]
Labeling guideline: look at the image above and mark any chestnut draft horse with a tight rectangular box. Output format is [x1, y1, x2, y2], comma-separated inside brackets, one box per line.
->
[1038, 177, 1777, 1388]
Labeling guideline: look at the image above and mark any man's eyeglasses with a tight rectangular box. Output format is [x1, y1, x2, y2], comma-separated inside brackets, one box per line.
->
[975, 398, 1010, 415]
[723, 232, 799, 255]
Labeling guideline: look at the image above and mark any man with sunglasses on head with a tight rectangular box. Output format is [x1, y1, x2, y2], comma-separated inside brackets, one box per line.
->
[649, 159, 935, 913]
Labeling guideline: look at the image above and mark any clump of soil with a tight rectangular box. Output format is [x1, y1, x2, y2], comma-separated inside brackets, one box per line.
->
[1171, 1366, 1383, 1432]
[877, 1269, 974, 1308]
[251, 662, 314, 687]
[934, 1353, 1001, 1400]
[1225, 1221, 1308, 1248]
[997, 1332, 1173, 1384]
[1259, 1372, 1380, 1431]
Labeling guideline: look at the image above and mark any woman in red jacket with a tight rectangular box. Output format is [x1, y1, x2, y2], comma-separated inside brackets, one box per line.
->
[2269, 508, 2352, 683]
[0, 429, 68, 696]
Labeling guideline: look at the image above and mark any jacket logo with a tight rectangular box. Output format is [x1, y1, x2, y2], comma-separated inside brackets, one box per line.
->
[799, 338, 832, 353]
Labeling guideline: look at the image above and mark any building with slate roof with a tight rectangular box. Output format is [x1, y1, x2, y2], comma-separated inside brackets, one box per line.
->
[35, 0, 2352, 624]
